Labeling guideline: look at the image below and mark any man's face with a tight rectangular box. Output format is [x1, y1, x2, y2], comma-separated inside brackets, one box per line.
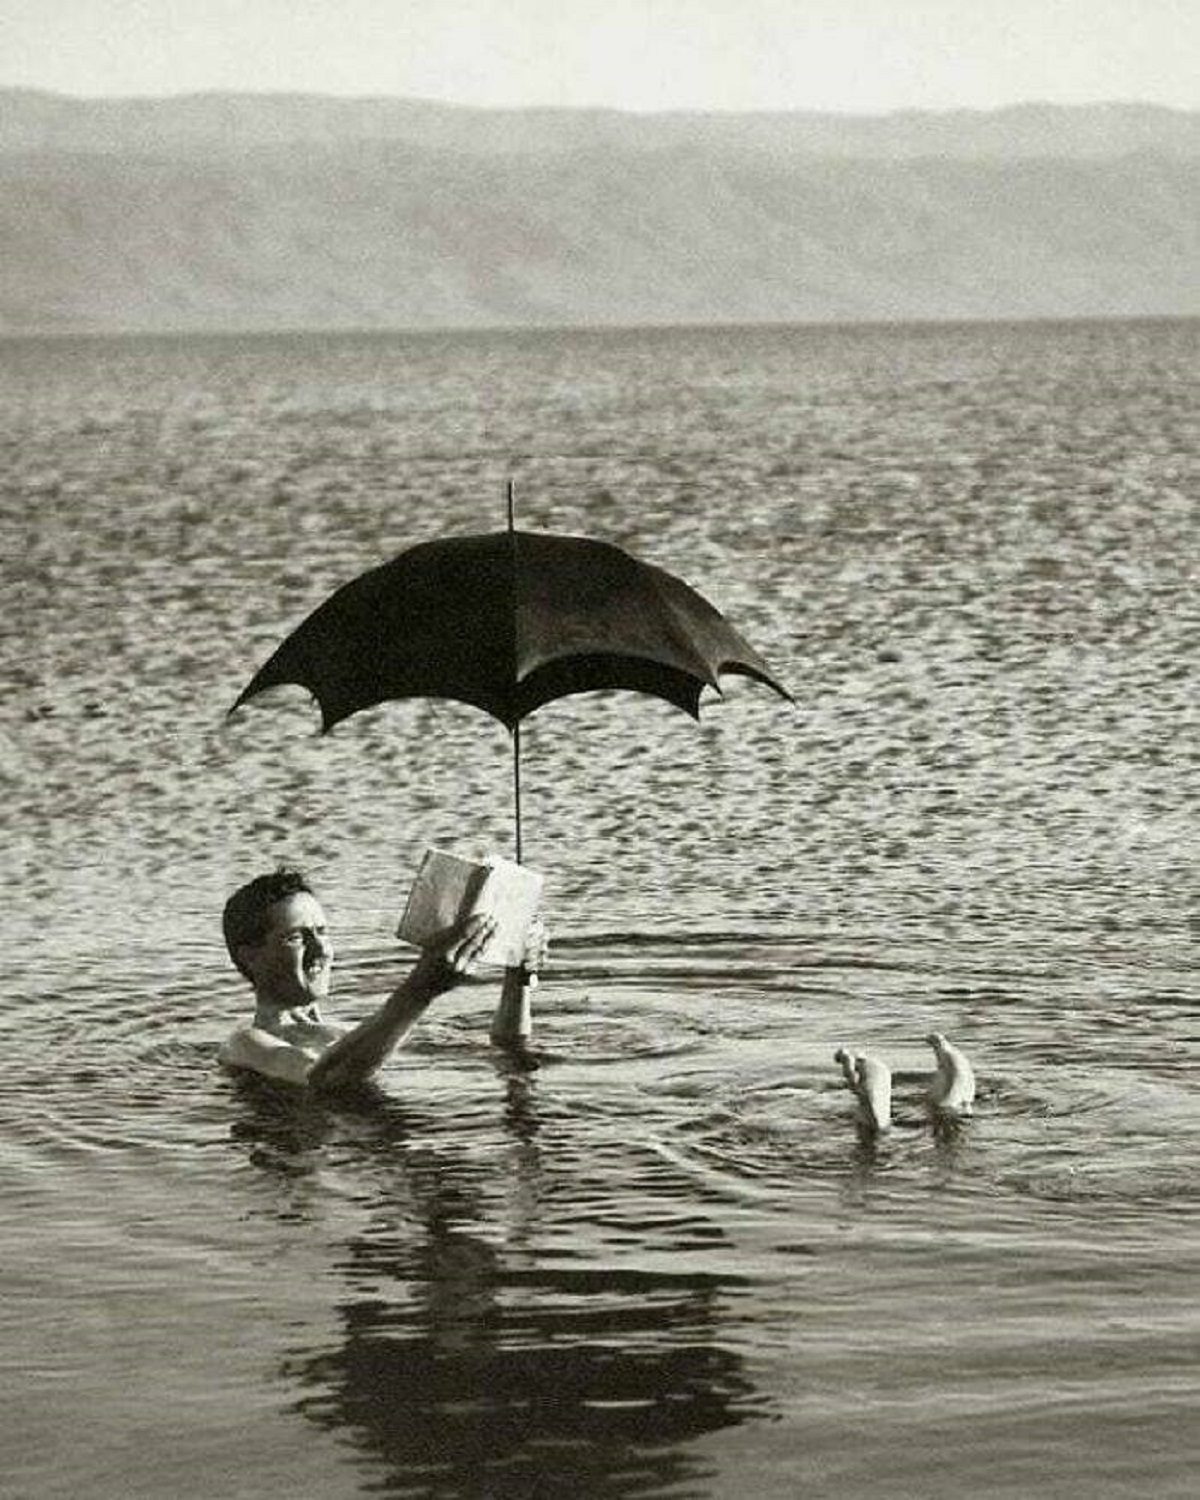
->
[239, 892, 334, 1009]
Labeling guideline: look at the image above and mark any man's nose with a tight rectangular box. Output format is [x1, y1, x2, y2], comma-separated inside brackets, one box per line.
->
[304, 929, 331, 958]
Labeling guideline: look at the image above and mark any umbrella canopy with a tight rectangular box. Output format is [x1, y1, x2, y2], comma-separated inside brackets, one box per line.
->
[231, 529, 791, 731]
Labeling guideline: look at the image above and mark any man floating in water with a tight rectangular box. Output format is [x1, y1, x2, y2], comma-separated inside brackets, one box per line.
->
[219, 867, 543, 1088]
[835, 1032, 976, 1136]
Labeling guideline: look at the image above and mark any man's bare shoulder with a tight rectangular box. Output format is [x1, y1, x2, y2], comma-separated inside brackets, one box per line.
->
[218, 1024, 321, 1086]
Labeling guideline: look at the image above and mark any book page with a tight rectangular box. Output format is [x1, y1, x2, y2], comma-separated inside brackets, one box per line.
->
[397, 849, 544, 968]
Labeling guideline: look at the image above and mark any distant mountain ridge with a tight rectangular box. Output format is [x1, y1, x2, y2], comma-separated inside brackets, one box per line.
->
[1, 90, 1197, 333]
[2, 89, 1198, 159]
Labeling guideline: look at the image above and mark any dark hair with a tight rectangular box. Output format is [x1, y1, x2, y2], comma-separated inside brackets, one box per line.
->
[223, 867, 315, 978]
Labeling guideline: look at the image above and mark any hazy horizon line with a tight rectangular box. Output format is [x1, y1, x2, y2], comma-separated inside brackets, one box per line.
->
[2, 84, 1195, 120]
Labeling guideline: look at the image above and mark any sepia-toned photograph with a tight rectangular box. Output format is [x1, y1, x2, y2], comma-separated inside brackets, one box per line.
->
[2, 3, 1196, 1497]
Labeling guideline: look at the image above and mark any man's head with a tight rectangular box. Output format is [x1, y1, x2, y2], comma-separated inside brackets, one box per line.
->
[223, 867, 334, 1010]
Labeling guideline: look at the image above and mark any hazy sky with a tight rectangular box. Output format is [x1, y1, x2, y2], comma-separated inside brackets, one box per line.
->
[2, 0, 1196, 113]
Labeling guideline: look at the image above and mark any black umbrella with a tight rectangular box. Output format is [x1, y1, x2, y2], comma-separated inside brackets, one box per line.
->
[232, 486, 791, 859]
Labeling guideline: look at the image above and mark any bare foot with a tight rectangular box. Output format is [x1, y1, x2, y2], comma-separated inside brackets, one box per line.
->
[926, 1032, 975, 1117]
[834, 1048, 893, 1133]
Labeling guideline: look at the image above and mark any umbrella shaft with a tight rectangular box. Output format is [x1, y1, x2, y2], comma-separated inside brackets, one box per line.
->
[507, 476, 523, 864]
[513, 719, 523, 865]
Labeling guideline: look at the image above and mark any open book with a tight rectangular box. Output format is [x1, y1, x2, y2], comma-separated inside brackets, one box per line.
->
[396, 848, 544, 969]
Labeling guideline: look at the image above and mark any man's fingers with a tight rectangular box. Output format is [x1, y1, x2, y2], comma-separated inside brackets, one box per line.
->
[446, 914, 497, 972]
[523, 912, 549, 972]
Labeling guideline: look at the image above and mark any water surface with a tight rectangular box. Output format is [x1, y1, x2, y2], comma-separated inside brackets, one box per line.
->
[2, 319, 1197, 1499]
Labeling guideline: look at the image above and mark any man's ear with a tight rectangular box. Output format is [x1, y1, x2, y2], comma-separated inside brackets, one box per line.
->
[232, 942, 259, 982]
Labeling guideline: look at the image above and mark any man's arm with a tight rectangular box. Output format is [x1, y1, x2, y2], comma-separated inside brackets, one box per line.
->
[489, 913, 547, 1047]
[490, 968, 535, 1046]
[307, 914, 496, 1090]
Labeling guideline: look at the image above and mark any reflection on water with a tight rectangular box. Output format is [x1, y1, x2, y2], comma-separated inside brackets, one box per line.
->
[231, 1071, 764, 1498]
